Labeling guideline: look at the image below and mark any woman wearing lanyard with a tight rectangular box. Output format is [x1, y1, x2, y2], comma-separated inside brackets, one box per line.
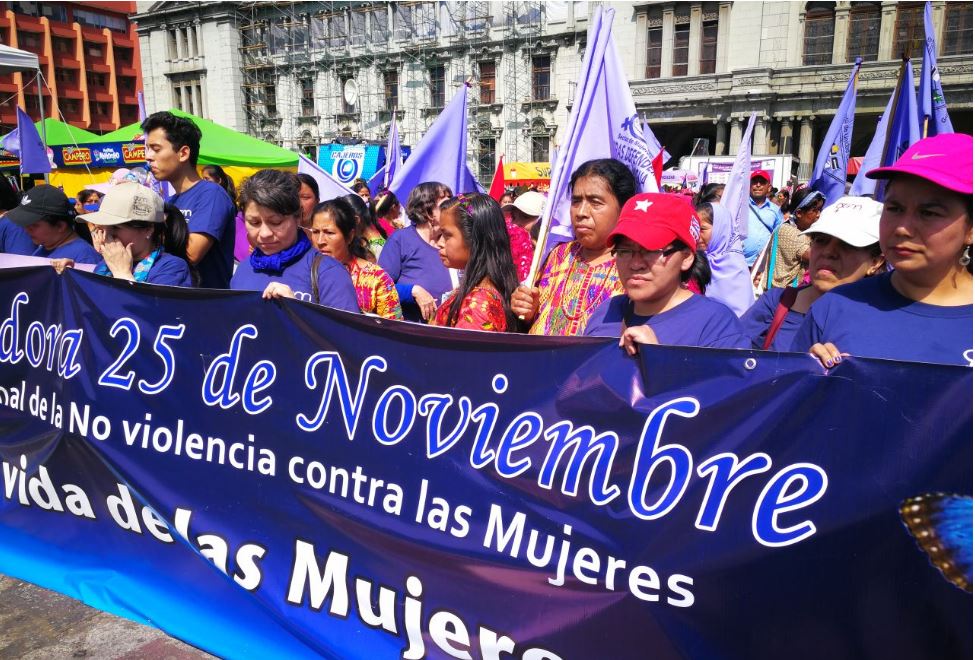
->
[511, 159, 636, 336]
[795, 134, 973, 367]
[231, 169, 358, 312]
[584, 193, 749, 351]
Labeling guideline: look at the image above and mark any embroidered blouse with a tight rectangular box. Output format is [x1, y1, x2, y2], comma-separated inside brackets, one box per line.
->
[348, 258, 403, 320]
[432, 285, 508, 332]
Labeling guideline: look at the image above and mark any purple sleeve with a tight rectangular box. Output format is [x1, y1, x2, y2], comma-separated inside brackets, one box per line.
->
[739, 289, 781, 350]
[315, 257, 359, 313]
[187, 187, 234, 241]
[377, 231, 403, 281]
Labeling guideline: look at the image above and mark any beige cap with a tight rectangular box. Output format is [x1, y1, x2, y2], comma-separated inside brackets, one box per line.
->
[79, 182, 164, 225]
[502, 190, 546, 217]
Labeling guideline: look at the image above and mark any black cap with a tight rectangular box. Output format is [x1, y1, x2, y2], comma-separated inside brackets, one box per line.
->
[5, 185, 73, 227]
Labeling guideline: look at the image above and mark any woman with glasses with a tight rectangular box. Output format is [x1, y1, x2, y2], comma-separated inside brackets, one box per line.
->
[583, 193, 749, 353]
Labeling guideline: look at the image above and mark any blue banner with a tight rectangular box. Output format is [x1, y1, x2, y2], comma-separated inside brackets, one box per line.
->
[0, 267, 970, 659]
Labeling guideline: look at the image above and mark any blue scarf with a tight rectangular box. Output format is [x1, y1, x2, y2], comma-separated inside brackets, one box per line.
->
[249, 231, 311, 275]
[96, 248, 161, 283]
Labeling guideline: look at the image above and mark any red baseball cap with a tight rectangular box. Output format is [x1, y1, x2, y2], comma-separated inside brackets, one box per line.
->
[607, 193, 700, 252]
[866, 133, 973, 195]
[750, 169, 771, 183]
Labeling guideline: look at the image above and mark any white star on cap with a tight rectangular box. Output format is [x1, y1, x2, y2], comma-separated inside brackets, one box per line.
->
[633, 199, 653, 212]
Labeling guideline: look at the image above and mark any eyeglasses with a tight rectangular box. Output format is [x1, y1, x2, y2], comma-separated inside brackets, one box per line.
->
[610, 246, 682, 263]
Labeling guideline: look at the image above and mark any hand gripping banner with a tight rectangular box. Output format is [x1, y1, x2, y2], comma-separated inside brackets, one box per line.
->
[0, 267, 970, 659]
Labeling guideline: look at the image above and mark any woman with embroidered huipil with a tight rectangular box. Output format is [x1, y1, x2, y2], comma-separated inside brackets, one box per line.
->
[510, 159, 636, 336]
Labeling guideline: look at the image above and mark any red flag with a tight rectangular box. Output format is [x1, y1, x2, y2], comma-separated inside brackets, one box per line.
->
[488, 154, 506, 201]
[651, 150, 664, 189]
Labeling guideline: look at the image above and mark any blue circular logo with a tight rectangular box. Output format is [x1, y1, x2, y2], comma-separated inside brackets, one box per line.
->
[335, 158, 360, 183]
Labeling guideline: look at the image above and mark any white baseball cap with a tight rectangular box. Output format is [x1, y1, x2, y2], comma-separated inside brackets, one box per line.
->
[502, 190, 546, 217]
[801, 195, 882, 247]
[79, 182, 164, 225]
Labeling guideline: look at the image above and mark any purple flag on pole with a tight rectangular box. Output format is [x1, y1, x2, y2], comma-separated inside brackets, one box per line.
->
[809, 59, 860, 206]
[532, 6, 659, 266]
[849, 94, 894, 198]
[138, 91, 173, 200]
[2, 107, 51, 175]
[918, 1, 953, 136]
[387, 87, 483, 202]
[875, 59, 921, 200]
[298, 155, 354, 201]
[367, 115, 403, 195]
[719, 112, 757, 244]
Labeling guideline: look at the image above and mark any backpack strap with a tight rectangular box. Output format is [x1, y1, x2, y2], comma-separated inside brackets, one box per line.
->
[763, 286, 800, 350]
[310, 252, 322, 303]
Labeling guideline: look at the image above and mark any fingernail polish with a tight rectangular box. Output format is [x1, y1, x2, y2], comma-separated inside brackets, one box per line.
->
[825, 359, 833, 367]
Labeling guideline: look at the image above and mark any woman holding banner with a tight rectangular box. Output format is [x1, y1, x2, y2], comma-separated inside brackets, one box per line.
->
[583, 193, 748, 351]
[797, 134, 973, 367]
[742, 196, 886, 351]
[378, 182, 453, 322]
[231, 169, 358, 312]
[510, 159, 635, 336]
[307, 198, 402, 320]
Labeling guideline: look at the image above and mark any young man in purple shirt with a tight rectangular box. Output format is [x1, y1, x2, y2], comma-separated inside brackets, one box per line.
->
[143, 111, 235, 288]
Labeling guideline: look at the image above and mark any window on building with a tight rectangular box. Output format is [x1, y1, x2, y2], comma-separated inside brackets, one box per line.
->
[118, 76, 135, 92]
[264, 83, 277, 116]
[645, 9, 662, 79]
[74, 8, 127, 32]
[350, 10, 367, 45]
[429, 64, 445, 107]
[86, 44, 104, 60]
[700, 16, 718, 74]
[384, 69, 399, 111]
[803, 2, 835, 65]
[370, 7, 389, 43]
[55, 69, 76, 86]
[115, 46, 134, 68]
[60, 98, 80, 116]
[86, 72, 107, 90]
[478, 137, 496, 182]
[479, 60, 496, 104]
[300, 78, 315, 116]
[672, 21, 690, 76]
[532, 54, 551, 100]
[290, 17, 309, 50]
[892, 2, 924, 60]
[269, 20, 288, 54]
[394, 4, 415, 40]
[943, 2, 973, 56]
[16, 31, 40, 51]
[327, 12, 347, 48]
[94, 101, 110, 116]
[53, 37, 73, 54]
[531, 135, 550, 163]
[168, 29, 178, 60]
[847, 3, 881, 62]
[11, 1, 68, 22]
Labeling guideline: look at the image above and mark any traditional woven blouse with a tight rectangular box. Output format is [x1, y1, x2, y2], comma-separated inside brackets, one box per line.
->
[348, 258, 403, 320]
[432, 285, 508, 332]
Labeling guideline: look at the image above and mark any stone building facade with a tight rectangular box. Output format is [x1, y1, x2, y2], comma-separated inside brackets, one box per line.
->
[133, 1, 972, 184]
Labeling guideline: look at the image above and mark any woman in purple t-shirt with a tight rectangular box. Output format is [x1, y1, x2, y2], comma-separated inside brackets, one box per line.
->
[230, 169, 358, 313]
[377, 182, 453, 322]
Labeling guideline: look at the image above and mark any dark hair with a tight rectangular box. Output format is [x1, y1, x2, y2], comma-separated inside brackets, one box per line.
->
[787, 187, 824, 215]
[439, 194, 519, 331]
[372, 189, 399, 221]
[76, 188, 98, 205]
[123, 204, 197, 285]
[340, 193, 386, 242]
[406, 181, 452, 225]
[238, 169, 301, 218]
[694, 203, 713, 226]
[685, 248, 712, 292]
[352, 179, 370, 196]
[296, 173, 320, 201]
[694, 183, 725, 206]
[312, 198, 373, 262]
[568, 159, 637, 208]
[141, 111, 202, 166]
[777, 188, 791, 205]
[201, 165, 237, 205]
[0, 176, 20, 211]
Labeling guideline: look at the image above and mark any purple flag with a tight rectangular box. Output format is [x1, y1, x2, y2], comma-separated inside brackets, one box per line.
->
[2, 107, 51, 175]
[849, 95, 894, 198]
[531, 5, 658, 272]
[387, 87, 483, 202]
[719, 112, 757, 244]
[875, 59, 921, 200]
[809, 59, 860, 206]
[138, 91, 173, 200]
[367, 116, 403, 195]
[918, 1, 953, 137]
[298, 155, 354, 201]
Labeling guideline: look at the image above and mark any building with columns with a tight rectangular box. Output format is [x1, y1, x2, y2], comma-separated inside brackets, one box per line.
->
[132, 1, 972, 184]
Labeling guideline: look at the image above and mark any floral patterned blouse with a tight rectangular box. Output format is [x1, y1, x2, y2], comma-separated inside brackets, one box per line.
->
[431, 285, 508, 332]
[529, 241, 623, 336]
[348, 258, 403, 320]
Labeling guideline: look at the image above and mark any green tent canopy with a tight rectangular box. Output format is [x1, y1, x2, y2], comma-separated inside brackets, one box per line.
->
[93, 109, 298, 168]
[0, 118, 99, 147]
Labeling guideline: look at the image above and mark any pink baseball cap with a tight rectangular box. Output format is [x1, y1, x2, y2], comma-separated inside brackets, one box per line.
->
[866, 133, 973, 195]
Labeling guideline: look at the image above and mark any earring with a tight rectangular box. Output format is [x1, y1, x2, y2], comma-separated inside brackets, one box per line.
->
[961, 245, 972, 267]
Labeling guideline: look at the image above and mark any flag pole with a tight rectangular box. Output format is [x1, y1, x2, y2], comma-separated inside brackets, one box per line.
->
[36, 72, 48, 184]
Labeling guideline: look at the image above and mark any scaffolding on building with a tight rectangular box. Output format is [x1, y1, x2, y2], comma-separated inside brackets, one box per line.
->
[232, 1, 552, 183]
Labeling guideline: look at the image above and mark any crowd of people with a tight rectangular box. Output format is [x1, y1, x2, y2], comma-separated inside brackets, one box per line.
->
[0, 111, 970, 368]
